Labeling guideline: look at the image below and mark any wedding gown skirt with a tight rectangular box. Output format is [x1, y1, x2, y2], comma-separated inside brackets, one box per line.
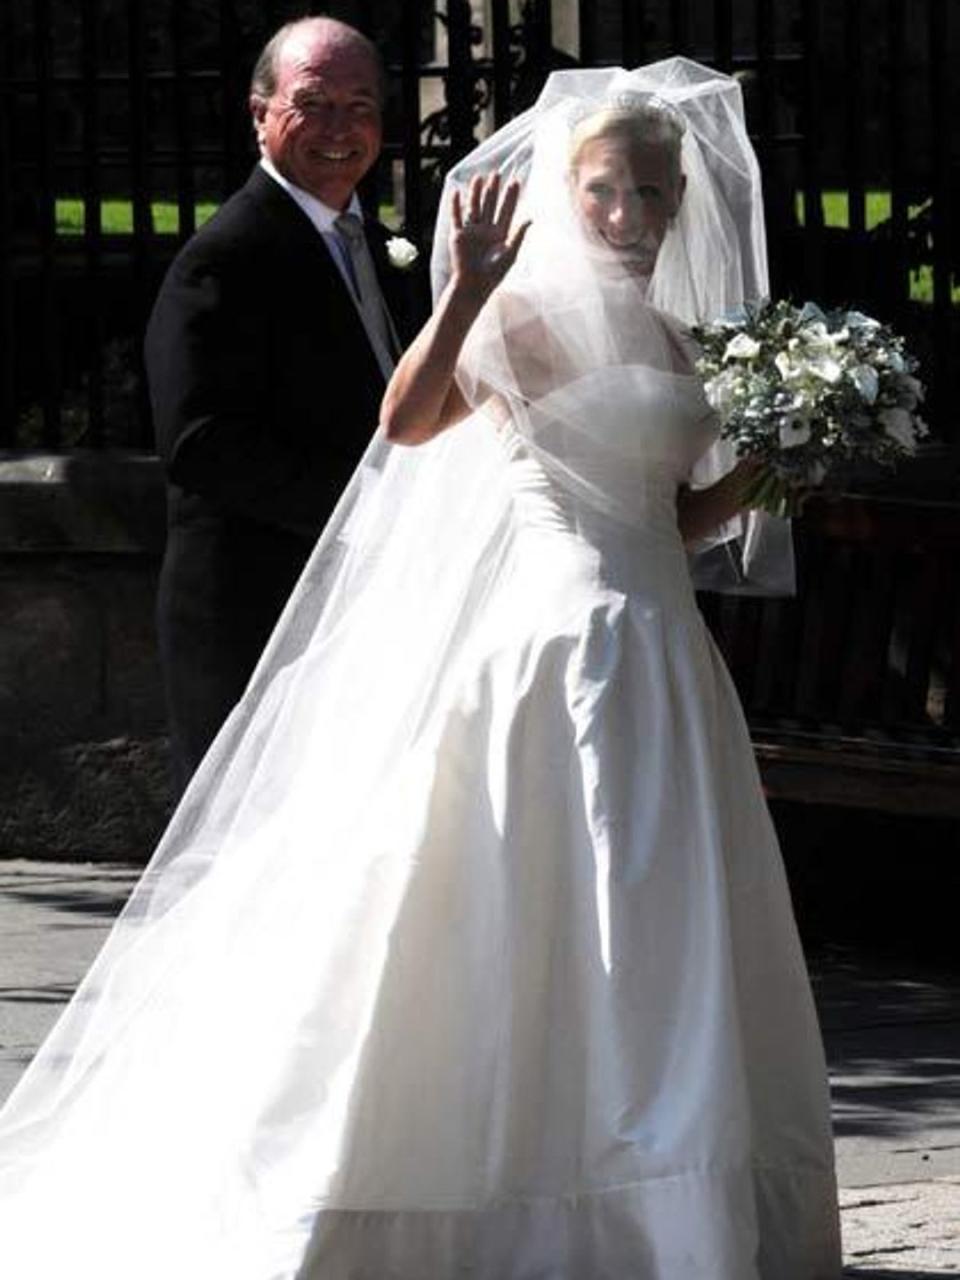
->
[0, 396, 840, 1277]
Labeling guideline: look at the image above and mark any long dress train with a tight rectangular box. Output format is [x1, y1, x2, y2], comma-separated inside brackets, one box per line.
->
[0, 358, 840, 1278]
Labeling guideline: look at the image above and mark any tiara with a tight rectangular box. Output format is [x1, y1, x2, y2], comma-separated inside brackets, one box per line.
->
[603, 89, 687, 134]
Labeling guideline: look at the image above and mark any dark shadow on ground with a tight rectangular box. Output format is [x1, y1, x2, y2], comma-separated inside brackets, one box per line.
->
[0, 868, 137, 920]
[0, 984, 76, 1005]
[809, 945, 960, 1144]
[844, 1271, 952, 1279]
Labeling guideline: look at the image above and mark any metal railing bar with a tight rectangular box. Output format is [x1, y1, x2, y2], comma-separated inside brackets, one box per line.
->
[444, 0, 476, 161]
[623, 0, 650, 64]
[886, 0, 909, 312]
[35, 0, 61, 447]
[799, 0, 824, 297]
[490, 0, 512, 128]
[927, 0, 955, 453]
[399, 0, 424, 242]
[670, 0, 691, 56]
[81, 0, 104, 445]
[843, 0, 867, 304]
[714, 0, 734, 71]
[0, 2, 15, 446]
[172, 0, 197, 247]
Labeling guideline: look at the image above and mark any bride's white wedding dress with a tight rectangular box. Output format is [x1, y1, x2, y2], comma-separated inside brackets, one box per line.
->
[0, 349, 840, 1279]
[0, 56, 841, 1280]
[291, 369, 841, 1277]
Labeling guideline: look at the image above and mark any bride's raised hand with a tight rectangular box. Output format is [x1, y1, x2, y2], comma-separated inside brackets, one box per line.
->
[450, 172, 530, 301]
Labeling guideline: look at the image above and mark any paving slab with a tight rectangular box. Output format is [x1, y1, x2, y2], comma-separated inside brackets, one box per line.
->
[1, 859, 958, 1272]
[841, 1178, 960, 1274]
[814, 950, 960, 1191]
[0, 860, 140, 1104]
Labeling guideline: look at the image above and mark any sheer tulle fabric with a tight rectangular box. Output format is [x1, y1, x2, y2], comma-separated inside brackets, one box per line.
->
[433, 55, 794, 595]
[0, 59, 838, 1278]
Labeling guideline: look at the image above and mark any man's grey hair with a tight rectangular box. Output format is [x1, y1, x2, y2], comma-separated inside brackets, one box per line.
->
[249, 17, 385, 104]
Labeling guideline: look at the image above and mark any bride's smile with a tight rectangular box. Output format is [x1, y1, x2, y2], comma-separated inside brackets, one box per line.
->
[571, 133, 685, 271]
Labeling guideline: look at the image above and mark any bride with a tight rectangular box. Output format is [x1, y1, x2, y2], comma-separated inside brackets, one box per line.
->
[0, 60, 840, 1278]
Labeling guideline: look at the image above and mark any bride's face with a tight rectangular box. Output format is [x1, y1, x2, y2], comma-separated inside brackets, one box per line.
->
[572, 135, 683, 275]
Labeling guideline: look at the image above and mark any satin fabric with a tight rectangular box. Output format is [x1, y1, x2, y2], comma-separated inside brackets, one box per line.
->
[0, 356, 840, 1277]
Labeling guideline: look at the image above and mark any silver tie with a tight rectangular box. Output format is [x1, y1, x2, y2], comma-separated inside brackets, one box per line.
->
[333, 212, 396, 380]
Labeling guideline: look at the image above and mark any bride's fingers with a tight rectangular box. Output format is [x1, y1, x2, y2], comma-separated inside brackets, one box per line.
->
[466, 174, 484, 225]
[504, 219, 532, 264]
[450, 188, 463, 231]
[494, 179, 521, 235]
[479, 172, 500, 224]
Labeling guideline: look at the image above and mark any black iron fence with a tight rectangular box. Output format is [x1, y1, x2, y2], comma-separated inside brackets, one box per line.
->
[0, 0, 957, 486]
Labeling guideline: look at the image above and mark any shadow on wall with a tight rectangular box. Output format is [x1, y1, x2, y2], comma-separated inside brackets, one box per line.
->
[0, 454, 174, 861]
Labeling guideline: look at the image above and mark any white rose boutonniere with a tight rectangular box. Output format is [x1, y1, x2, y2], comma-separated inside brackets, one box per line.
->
[386, 236, 419, 271]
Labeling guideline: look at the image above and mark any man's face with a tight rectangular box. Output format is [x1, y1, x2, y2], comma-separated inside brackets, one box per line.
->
[251, 26, 382, 210]
[573, 135, 684, 275]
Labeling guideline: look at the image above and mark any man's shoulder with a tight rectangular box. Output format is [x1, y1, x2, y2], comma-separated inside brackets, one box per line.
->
[172, 169, 308, 270]
[201, 180, 266, 238]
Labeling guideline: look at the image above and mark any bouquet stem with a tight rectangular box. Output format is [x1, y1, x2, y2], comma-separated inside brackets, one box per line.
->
[740, 465, 810, 519]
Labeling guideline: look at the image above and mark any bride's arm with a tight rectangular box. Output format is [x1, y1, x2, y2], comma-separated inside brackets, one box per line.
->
[380, 281, 486, 445]
[675, 457, 764, 542]
[381, 174, 529, 446]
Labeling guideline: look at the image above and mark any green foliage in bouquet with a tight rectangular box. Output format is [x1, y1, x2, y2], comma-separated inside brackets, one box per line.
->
[690, 300, 927, 517]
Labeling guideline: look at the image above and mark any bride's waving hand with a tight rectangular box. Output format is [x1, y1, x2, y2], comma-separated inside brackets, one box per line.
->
[381, 173, 529, 445]
[449, 172, 529, 299]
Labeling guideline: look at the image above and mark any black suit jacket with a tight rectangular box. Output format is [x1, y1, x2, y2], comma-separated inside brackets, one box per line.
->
[145, 165, 426, 782]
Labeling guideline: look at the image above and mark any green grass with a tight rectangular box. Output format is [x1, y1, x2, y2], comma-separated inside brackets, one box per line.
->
[794, 190, 959, 305]
[56, 197, 400, 236]
[56, 198, 219, 235]
[54, 193, 957, 306]
[795, 190, 901, 232]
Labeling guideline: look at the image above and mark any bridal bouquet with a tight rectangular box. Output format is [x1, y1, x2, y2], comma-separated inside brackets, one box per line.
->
[691, 300, 927, 516]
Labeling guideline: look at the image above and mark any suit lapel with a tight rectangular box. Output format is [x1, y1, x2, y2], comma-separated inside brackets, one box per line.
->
[242, 167, 390, 385]
[364, 229, 402, 358]
[246, 168, 351, 297]
[366, 221, 424, 352]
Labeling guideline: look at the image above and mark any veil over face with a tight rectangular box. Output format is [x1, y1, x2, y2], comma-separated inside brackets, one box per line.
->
[569, 129, 684, 278]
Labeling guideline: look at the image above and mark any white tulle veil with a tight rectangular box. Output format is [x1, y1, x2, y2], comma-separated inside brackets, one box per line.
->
[432, 56, 793, 592]
[0, 57, 792, 1272]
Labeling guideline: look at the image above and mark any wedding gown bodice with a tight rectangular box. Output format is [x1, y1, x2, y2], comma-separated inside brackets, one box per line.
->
[497, 365, 716, 606]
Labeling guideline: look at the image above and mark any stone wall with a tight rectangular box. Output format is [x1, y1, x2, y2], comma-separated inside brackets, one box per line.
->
[0, 453, 174, 861]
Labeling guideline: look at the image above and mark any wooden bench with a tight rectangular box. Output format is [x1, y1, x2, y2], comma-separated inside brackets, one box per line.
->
[699, 494, 960, 818]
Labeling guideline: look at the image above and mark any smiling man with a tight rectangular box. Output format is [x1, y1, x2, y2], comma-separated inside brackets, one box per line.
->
[251, 19, 383, 211]
[145, 18, 423, 792]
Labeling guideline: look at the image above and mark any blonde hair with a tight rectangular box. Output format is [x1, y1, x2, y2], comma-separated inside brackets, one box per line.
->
[569, 102, 684, 187]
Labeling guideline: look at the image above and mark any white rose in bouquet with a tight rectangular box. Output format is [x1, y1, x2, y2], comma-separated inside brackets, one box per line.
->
[691, 300, 928, 517]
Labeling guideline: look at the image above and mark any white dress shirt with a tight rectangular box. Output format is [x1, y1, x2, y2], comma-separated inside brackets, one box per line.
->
[259, 155, 362, 298]
[258, 157, 396, 377]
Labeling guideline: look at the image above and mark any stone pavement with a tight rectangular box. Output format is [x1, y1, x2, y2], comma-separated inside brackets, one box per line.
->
[1, 858, 958, 1273]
